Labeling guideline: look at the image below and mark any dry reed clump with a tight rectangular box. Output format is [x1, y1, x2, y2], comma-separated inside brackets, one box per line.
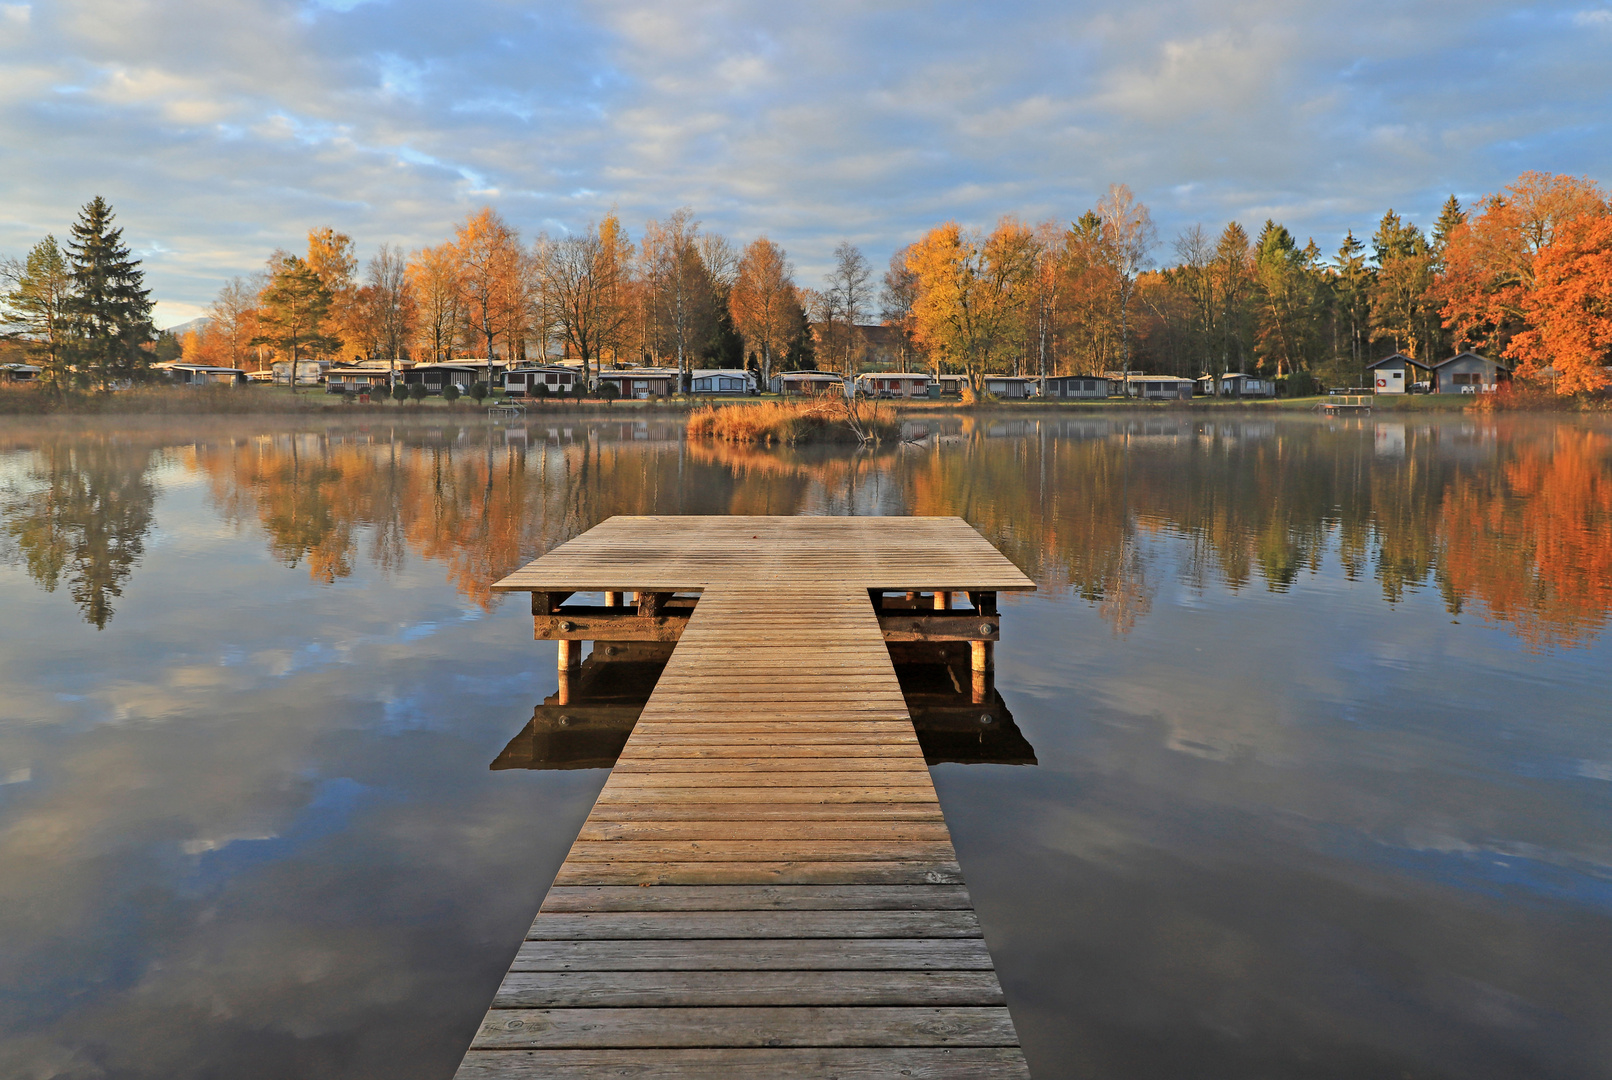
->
[687, 399, 901, 445]
[1473, 382, 1610, 412]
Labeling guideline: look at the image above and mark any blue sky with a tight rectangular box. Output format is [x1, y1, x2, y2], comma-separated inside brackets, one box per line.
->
[2, 0, 1609, 326]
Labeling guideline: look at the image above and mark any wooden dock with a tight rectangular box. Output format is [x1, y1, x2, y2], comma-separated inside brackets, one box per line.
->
[458, 517, 1035, 1078]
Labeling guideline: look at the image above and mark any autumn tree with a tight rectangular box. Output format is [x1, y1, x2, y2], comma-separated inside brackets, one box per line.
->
[454, 208, 523, 369]
[907, 219, 1036, 382]
[251, 255, 338, 392]
[1095, 184, 1157, 371]
[730, 236, 799, 386]
[1, 235, 76, 395]
[409, 242, 464, 363]
[1435, 172, 1607, 355]
[1508, 214, 1612, 392]
[65, 197, 154, 391]
[1060, 212, 1121, 374]
[307, 227, 359, 360]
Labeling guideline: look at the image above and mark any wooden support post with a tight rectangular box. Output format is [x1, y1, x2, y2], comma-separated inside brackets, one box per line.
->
[604, 591, 622, 608]
[637, 591, 667, 617]
[934, 591, 951, 611]
[972, 667, 990, 705]
[557, 638, 581, 671]
[971, 639, 993, 673]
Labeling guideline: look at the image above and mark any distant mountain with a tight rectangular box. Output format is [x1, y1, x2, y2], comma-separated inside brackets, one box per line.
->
[162, 316, 211, 336]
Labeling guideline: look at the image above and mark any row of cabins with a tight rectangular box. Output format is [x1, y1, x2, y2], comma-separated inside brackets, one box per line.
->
[1365, 352, 1509, 394]
[145, 351, 1515, 400]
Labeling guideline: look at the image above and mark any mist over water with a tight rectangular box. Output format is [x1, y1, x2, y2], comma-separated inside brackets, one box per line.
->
[1, 413, 1609, 1079]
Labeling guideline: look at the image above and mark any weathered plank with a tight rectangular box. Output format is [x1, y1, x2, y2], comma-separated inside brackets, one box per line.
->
[510, 937, 999, 971]
[492, 969, 1006, 1007]
[457, 1047, 1030, 1079]
[469, 1006, 1020, 1049]
[525, 909, 983, 940]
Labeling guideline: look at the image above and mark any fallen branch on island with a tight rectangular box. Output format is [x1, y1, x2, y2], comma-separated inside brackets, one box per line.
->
[687, 398, 900, 445]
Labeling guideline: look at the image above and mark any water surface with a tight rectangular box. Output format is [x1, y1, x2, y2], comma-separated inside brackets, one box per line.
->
[1, 413, 1609, 1079]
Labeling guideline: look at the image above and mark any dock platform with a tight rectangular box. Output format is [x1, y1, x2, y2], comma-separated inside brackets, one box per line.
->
[457, 517, 1035, 1078]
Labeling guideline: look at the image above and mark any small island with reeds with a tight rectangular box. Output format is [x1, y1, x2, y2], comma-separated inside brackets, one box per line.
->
[686, 398, 901, 445]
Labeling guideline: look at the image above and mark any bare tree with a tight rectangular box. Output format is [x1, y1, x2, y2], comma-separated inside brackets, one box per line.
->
[824, 241, 872, 379]
[1096, 183, 1157, 371]
[546, 217, 634, 384]
[209, 275, 262, 370]
[879, 245, 919, 373]
[642, 208, 704, 389]
[365, 244, 413, 378]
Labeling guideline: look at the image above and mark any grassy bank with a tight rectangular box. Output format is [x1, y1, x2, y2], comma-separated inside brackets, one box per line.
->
[688, 399, 901, 444]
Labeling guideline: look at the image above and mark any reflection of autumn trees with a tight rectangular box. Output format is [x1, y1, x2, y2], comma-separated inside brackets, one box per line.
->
[10, 419, 1602, 649]
[1, 436, 157, 628]
[1437, 426, 1612, 650]
[898, 419, 1611, 647]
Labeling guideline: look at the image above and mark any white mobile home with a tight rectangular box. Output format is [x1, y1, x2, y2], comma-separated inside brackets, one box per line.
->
[690, 369, 754, 395]
[324, 365, 394, 394]
[982, 376, 1035, 399]
[402, 363, 480, 395]
[1124, 375, 1195, 400]
[1196, 373, 1274, 398]
[855, 372, 930, 398]
[771, 371, 846, 397]
[597, 367, 678, 398]
[502, 365, 580, 397]
[1043, 375, 1110, 399]
[169, 363, 247, 387]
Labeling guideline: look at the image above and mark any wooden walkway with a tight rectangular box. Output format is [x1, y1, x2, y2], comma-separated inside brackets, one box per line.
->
[458, 517, 1034, 1078]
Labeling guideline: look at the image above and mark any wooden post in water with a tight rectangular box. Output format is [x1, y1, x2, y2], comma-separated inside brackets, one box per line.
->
[935, 590, 952, 610]
[604, 591, 622, 607]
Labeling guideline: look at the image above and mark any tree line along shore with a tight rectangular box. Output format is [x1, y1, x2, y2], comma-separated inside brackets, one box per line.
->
[5, 171, 1611, 406]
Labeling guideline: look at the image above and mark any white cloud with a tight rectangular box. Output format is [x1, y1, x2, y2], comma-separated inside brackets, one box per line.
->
[0, 0, 1607, 309]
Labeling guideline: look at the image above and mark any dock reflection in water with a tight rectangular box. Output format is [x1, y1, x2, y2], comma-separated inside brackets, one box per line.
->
[492, 640, 1036, 771]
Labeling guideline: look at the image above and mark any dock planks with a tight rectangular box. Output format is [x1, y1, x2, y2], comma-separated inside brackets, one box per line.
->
[458, 518, 1033, 1078]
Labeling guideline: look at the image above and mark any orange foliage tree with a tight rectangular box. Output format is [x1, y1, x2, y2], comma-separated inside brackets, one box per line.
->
[1434, 172, 1607, 359]
[1508, 215, 1612, 393]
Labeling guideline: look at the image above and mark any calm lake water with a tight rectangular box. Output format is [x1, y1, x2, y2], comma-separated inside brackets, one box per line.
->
[1, 411, 1609, 1079]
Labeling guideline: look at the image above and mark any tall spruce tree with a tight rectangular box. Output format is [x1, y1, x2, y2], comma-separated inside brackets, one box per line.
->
[1429, 195, 1466, 273]
[65, 197, 154, 391]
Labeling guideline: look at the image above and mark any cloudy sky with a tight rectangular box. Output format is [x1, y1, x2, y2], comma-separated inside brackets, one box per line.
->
[2, 0, 1609, 326]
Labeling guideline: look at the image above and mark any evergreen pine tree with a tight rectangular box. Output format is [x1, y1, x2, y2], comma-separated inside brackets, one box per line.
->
[1430, 195, 1466, 272]
[65, 197, 154, 391]
[2, 235, 77, 396]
